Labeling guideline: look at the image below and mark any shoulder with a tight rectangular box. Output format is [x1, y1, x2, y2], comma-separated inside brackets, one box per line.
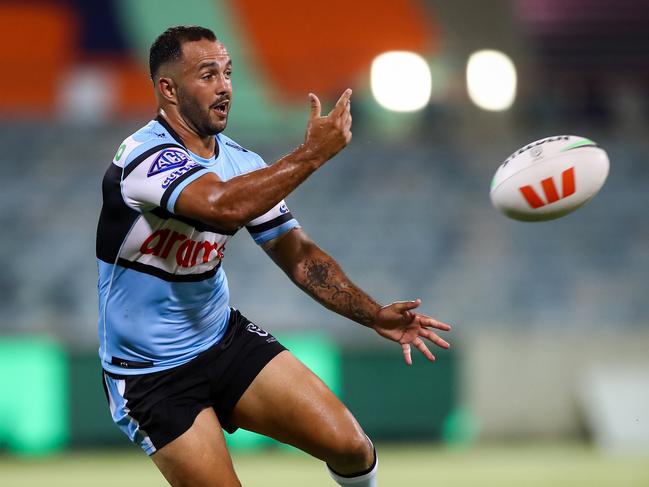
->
[113, 120, 186, 169]
[218, 133, 267, 171]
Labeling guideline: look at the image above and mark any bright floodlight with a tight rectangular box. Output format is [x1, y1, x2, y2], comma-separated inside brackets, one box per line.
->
[466, 50, 517, 111]
[371, 51, 432, 112]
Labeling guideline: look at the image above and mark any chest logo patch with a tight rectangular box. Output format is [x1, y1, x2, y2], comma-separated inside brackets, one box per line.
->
[148, 149, 191, 177]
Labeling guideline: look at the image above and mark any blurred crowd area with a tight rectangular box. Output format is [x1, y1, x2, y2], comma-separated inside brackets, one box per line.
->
[1, 0, 648, 347]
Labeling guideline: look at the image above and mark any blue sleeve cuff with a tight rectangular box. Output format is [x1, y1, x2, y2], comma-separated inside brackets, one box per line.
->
[250, 219, 299, 245]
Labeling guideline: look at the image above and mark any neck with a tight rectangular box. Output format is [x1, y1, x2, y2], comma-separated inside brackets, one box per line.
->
[158, 107, 216, 159]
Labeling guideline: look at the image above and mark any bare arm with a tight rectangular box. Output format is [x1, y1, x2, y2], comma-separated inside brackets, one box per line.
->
[264, 228, 451, 364]
[175, 90, 352, 231]
[265, 227, 381, 327]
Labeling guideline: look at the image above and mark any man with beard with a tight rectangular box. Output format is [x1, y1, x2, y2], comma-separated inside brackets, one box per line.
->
[97, 25, 450, 487]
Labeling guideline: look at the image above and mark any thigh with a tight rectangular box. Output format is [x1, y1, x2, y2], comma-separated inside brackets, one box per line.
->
[152, 407, 241, 487]
[229, 350, 366, 461]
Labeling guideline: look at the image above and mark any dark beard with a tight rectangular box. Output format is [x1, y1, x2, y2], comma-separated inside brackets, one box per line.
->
[177, 89, 225, 136]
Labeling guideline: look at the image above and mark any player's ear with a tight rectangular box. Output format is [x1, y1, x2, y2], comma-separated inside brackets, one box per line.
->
[157, 76, 177, 104]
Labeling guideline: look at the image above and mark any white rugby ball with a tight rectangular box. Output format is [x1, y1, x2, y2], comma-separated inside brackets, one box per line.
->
[490, 135, 609, 221]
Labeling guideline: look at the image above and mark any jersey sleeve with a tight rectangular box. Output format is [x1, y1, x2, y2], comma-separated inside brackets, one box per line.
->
[241, 152, 300, 244]
[120, 145, 211, 213]
[246, 200, 300, 245]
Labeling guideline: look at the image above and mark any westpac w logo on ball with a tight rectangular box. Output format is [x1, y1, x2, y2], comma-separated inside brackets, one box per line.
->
[519, 167, 576, 209]
[490, 135, 609, 221]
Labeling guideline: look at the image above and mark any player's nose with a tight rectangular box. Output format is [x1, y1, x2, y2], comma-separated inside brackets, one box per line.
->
[215, 74, 232, 96]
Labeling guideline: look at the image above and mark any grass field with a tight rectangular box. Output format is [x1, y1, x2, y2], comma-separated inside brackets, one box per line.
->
[1, 443, 648, 487]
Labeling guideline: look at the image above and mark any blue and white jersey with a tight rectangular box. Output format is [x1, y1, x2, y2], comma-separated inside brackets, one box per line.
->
[96, 116, 299, 375]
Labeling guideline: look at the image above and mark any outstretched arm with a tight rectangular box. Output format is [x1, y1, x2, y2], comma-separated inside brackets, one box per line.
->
[175, 90, 352, 231]
[264, 228, 451, 364]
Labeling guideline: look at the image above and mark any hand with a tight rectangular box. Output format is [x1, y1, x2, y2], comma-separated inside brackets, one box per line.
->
[372, 299, 451, 365]
[303, 89, 353, 164]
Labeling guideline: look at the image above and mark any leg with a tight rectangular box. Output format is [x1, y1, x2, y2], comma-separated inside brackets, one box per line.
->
[230, 350, 375, 475]
[151, 407, 241, 487]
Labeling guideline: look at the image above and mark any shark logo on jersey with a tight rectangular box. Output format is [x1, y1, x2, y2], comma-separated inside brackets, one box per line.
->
[245, 323, 269, 337]
[148, 149, 191, 177]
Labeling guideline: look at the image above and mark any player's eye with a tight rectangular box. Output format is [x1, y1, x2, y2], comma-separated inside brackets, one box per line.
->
[201, 73, 214, 80]
[225, 70, 232, 79]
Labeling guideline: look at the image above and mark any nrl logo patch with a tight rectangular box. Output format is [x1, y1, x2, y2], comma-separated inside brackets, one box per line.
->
[148, 149, 191, 177]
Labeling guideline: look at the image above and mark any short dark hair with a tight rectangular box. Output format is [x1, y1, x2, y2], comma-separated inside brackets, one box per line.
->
[149, 25, 217, 80]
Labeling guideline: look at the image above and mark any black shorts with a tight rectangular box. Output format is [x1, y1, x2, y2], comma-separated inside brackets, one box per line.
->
[101, 308, 286, 455]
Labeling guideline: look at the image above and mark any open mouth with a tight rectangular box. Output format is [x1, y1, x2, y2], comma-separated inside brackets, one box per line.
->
[212, 100, 229, 117]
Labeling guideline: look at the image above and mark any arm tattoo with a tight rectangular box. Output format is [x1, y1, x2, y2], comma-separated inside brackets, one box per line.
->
[300, 258, 378, 326]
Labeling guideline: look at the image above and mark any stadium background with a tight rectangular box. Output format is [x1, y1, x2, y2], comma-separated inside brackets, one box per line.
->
[1, 0, 648, 485]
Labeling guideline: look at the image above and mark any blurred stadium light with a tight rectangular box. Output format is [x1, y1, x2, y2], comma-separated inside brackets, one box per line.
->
[466, 50, 517, 111]
[371, 51, 433, 112]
